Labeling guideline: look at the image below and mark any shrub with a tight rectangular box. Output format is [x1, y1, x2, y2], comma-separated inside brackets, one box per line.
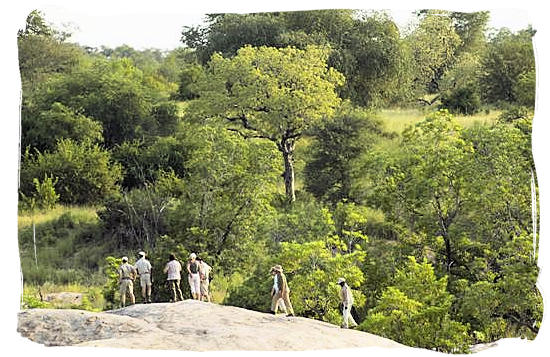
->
[439, 87, 481, 115]
[360, 257, 472, 353]
[20, 139, 122, 205]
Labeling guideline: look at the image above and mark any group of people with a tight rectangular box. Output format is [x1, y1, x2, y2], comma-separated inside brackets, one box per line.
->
[268, 264, 358, 329]
[117, 252, 212, 306]
[119, 256, 357, 329]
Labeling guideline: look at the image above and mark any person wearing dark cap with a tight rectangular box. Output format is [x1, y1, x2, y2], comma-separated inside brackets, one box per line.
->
[270, 265, 294, 317]
[118, 256, 137, 307]
[135, 251, 152, 303]
[337, 277, 358, 328]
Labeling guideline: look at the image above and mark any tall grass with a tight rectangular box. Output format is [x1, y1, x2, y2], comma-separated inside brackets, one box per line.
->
[18, 205, 107, 287]
[377, 108, 501, 134]
[18, 205, 99, 230]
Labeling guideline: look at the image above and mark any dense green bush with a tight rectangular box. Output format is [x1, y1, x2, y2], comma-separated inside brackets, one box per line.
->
[20, 139, 123, 205]
[360, 257, 472, 353]
[439, 87, 482, 115]
[21, 102, 104, 153]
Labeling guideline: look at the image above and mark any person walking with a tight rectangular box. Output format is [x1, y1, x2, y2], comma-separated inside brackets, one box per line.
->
[164, 253, 184, 302]
[118, 256, 137, 307]
[337, 277, 358, 329]
[135, 251, 152, 303]
[187, 253, 201, 300]
[197, 257, 212, 302]
[270, 265, 294, 317]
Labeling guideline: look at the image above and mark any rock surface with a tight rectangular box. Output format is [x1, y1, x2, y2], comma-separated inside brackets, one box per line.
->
[18, 300, 406, 351]
[43, 292, 83, 305]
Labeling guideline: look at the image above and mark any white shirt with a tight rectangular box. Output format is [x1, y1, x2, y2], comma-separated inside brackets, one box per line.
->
[135, 257, 152, 274]
[164, 260, 182, 280]
[273, 274, 279, 293]
[340, 284, 354, 306]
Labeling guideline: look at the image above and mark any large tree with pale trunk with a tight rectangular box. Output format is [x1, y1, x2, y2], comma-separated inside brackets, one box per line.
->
[187, 45, 344, 203]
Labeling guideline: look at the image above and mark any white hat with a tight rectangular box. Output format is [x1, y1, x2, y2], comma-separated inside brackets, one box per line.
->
[337, 277, 346, 284]
[189, 253, 197, 259]
[138, 251, 146, 256]
[122, 256, 128, 262]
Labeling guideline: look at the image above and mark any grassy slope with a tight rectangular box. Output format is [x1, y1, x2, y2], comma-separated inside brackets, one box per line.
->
[18, 205, 107, 286]
[378, 108, 501, 134]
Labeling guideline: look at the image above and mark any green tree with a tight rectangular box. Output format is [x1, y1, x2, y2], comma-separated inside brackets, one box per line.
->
[162, 123, 280, 273]
[361, 257, 471, 353]
[22, 102, 103, 152]
[304, 104, 388, 203]
[32, 58, 175, 147]
[381, 110, 475, 274]
[480, 27, 536, 105]
[18, 10, 83, 92]
[183, 10, 409, 107]
[407, 11, 462, 98]
[112, 136, 188, 189]
[187, 45, 344, 202]
[277, 240, 366, 323]
[182, 13, 287, 64]
[20, 139, 122, 204]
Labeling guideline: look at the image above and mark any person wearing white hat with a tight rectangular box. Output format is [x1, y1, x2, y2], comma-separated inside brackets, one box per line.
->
[135, 251, 152, 303]
[187, 253, 201, 300]
[270, 265, 294, 316]
[337, 277, 358, 328]
[118, 256, 137, 307]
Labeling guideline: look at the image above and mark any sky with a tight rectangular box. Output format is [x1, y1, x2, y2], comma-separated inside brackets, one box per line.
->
[1, 0, 550, 356]
[38, 5, 531, 51]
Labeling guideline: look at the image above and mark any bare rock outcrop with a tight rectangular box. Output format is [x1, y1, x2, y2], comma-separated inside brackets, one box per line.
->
[18, 300, 406, 351]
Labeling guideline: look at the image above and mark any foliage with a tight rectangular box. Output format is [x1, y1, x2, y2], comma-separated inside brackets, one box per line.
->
[361, 257, 472, 353]
[16, 10, 541, 351]
[277, 241, 366, 323]
[439, 86, 482, 115]
[22, 102, 103, 153]
[378, 110, 475, 273]
[304, 104, 388, 203]
[162, 123, 280, 273]
[112, 137, 188, 189]
[32, 174, 59, 210]
[514, 70, 536, 108]
[30, 58, 175, 147]
[176, 63, 204, 100]
[407, 11, 462, 94]
[98, 172, 181, 250]
[18, 10, 84, 92]
[479, 27, 536, 105]
[102, 256, 123, 309]
[183, 10, 409, 107]
[187, 45, 343, 202]
[20, 139, 123, 205]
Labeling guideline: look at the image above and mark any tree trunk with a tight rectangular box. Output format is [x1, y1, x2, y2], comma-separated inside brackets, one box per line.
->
[282, 140, 296, 203]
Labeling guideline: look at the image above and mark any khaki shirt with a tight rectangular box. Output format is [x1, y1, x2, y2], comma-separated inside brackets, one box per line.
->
[119, 263, 136, 280]
[274, 272, 290, 294]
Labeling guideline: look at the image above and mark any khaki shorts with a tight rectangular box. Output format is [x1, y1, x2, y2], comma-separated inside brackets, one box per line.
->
[140, 273, 152, 287]
[120, 279, 133, 295]
[200, 279, 209, 295]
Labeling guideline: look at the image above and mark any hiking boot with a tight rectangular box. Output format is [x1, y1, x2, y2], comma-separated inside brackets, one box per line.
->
[286, 313, 294, 317]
